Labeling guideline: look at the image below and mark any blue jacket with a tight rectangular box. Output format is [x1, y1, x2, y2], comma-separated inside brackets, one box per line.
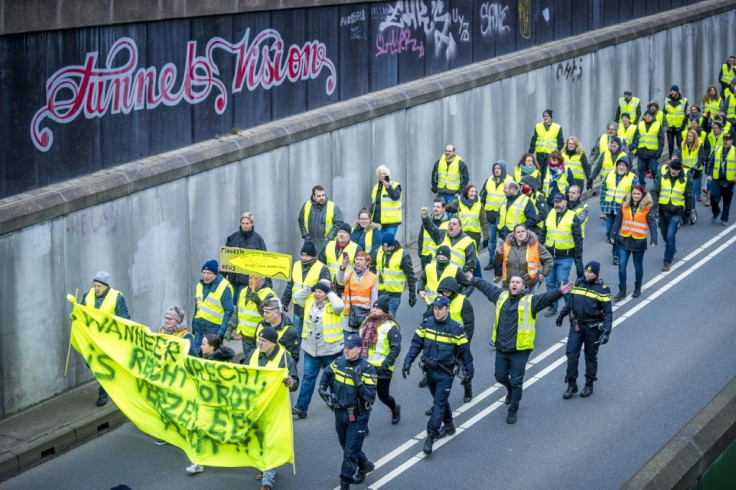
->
[404, 314, 474, 376]
[558, 278, 613, 333]
[320, 355, 377, 411]
[192, 275, 234, 336]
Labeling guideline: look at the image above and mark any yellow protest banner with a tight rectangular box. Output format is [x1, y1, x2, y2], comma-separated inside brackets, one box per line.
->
[220, 247, 292, 281]
[67, 295, 294, 469]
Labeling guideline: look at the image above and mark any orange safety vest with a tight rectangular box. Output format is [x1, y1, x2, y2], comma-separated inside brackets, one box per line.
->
[619, 205, 650, 240]
[502, 241, 542, 281]
[342, 269, 378, 315]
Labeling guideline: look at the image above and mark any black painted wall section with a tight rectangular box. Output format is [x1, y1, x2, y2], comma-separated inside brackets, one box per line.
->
[0, 0, 698, 198]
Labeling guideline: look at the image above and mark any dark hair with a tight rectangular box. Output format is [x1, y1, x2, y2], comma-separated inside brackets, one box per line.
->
[358, 206, 371, 218]
[461, 184, 477, 199]
[518, 152, 539, 169]
[312, 185, 325, 196]
[432, 197, 447, 207]
[204, 333, 221, 351]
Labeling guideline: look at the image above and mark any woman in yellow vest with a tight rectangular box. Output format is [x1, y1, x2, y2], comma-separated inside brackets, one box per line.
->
[703, 85, 722, 119]
[610, 186, 657, 301]
[514, 153, 542, 189]
[501, 224, 553, 291]
[563, 136, 591, 190]
[359, 296, 402, 424]
[292, 279, 345, 418]
[370, 165, 403, 241]
[543, 151, 574, 206]
[161, 305, 195, 356]
[447, 184, 489, 278]
[681, 129, 706, 203]
[352, 207, 381, 263]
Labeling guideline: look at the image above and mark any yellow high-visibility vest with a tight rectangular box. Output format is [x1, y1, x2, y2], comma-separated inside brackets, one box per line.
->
[236, 286, 276, 337]
[637, 121, 661, 150]
[420, 220, 449, 258]
[544, 209, 576, 250]
[376, 248, 406, 293]
[365, 320, 398, 370]
[440, 234, 476, 270]
[498, 194, 531, 233]
[195, 278, 233, 325]
[492, 292, 536, 350]
[303, 200, 335, 237]
[437, 155, 463, 192]
[604, 172, 636, 204]
[713, 145, 736, 181]
[618, 96, 640, 123]
[423, 263, 460, 305]
[324, 241, 359, 278]
[303, 295, 343, 344]
[563, 152, 585, 181]
[534, 122, 562, 154]
[664, 97, 688, 128]
[457, 200, 482, 234]
[371, 182, 402, 225]
[657, 173, 688, 208]
[291, 261, 325, 296]
[84, 287, 122, 314]
[485, 175, 514, 211]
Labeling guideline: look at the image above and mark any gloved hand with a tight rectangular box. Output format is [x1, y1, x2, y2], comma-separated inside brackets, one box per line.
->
[586, 180, 593, 191]
[482, 238, 489, 250]
[318, 386, 331, 403]
[461, 374, 473, 385]
[352, 369, 364, 387]
[555, 316, 564, 328]
[408, 294, 417, 307]
[224, 330, 233, 342]
[402, 364, 411, 379]
[380, 361, 391, 376]
[596, 332, 610, 345]
[246, 292, 259, 303]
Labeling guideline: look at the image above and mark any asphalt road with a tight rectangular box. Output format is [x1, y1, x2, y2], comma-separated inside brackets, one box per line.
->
[3, 196, 736, 490]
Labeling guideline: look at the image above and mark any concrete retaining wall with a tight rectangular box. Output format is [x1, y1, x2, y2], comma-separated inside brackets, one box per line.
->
[0, 1, 734, 417]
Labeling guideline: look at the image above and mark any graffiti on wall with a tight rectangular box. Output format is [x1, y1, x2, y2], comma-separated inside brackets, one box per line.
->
[31, 29, 337, 152]
[341, 8, 369, 40]
[377, 0, 457, 61]
[480, 2, 511, 37]
[452, 9, 471, 42]
[556, 58, 583, 82]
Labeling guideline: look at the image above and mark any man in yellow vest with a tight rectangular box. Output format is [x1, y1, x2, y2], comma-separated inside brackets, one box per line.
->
[374, 232, 416, 316]
[469, 272, 573, 424]
[719, 55, 736, 97]
[298, 185, 344, 256]
[421, 210, 477, 275]
[664, 85, 689, 159]
[371, 165, 403, 241]
[193, 260, 234, 357]
[320, 223, 363, 287]
[418, 198, 450, 269]
[249, 326, 299, 490]
[634, 110, 664, 188]
[431, 144, 469, 205]
[480, 160, 513, 270]
[417, 246, 468, 310]
[81, 270, 130, 406]
[617, 113, 637, 152]
[529, 109, 564, 180]
[600, 157, 639, 265]
[567, 185, 589, 278]
[651, 158, 693, 271]
[224, 275, 276, 359]
[537, 194, 583, 317]
[706, 132, 736, 226]
[256, 298, 300, 364]
[615, 90, 641, 124]
[588, 122, 619, 171]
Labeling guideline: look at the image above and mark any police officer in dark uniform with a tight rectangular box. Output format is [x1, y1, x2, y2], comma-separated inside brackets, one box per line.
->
[556, 260, 613, 399]
[319, 334, 377, 490]
[402, 296, 474, 455]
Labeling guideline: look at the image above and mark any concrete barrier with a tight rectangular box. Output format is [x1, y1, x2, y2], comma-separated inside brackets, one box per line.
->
[0, 1, 734, 417]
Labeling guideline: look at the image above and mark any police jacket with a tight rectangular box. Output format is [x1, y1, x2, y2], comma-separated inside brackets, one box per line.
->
[472, 277, 563, 352]
[320, 355, 377, 411]
[558, 278, 613, 333]
[404, 314, 474, 376]
[224, 228, 267, 286]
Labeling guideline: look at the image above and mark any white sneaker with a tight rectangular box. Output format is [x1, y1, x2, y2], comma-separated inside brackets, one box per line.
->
[186, 464, 204, 474]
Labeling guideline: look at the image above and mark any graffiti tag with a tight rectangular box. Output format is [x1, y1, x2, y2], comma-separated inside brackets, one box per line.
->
[556, 58, 583, 82]
[452, 9, 470, 42]
[376, 28, 425, 57]
[480, 2, 511, 37]
[378, 0, 456, 61]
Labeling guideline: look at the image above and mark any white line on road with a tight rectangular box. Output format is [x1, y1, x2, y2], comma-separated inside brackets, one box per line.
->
[362, 224, 736, 490]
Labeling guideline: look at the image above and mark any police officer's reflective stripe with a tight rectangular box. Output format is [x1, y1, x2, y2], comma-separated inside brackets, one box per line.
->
[302, 296, 343, 343]
[304, 200, 335, 236]
[195, 279, 232, 324]
[637, 121, 661, 150]
[658, 174, 687, 207]
[563, 152, 585, 180]
[437, 155, 463, 191]
[485, 175, 513, 210]
[604, 172, 635, 204]
[440, 235, 476, 270]
[571, 287, 611, 302]
[498, 194, 531, 232]
[534, 122, 561, 153]
[325, 241, 359, 278]
[573, 202, 589, 239]
[376, 248, 406, 292]
[544, 210, 575, 250]
[366, 320, 396, 370]
[681, 142, 701, 170]
[420, 221, 449, 257]
[85, 287, 121, 314]
[457, 200, 482, 234]
[665, 97, 688, 128]
[416, 327, 468, 345]
[371, 182, 402, 224]
[247, 346, 287, 368]
[291, 261, 324, 296]
[424, 263, 460, 305]
[714, 145, 736, 181]
[333, 366, 377, 386]
[620, 206, 649, 239]
[618, 96, 640, 121]
[493, 292, 535, 350]
[602, 151, 627, 177]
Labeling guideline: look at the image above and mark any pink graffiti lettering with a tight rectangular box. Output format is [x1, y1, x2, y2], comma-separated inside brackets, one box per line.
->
[376, 28, 425, 58]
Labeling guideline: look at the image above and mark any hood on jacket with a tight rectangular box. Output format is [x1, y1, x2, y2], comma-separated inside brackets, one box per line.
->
[622, 191, 653, 210]
[520, 175, 541, 192]
[504, 229, 539, 245]
[493, 160, 508, 180]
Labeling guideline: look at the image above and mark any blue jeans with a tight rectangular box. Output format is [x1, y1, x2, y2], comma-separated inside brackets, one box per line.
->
[494, 350, 531, 412]
[605, 213, 618, 259]
[637, 157, 658, 187]
[380, 225, 399, 242]
[658, 213, 681, 264]
[487, 223, 498, 266]
[335, 409, 370, 484]
[545, 257, 573, 308]
[618, 248, 644, 287]
[295, 352, 340, 413]
[261, 468, 277, 487]
[692, 175, 702, 203]
[565, 325, 603, 382]
[426, 369, 454, 436]
[473, 238, 482, 278]
[379, 293, 401, 317]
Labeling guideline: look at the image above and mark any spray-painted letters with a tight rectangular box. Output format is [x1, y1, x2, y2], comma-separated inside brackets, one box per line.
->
[480, 2, 511, 37]
[378, 0, 457, 61]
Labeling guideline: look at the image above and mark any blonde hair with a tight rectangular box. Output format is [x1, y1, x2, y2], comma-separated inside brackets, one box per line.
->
[685, 129, 700, 151]
[240, 212, 254, 223]
[566, 136, 584, 155]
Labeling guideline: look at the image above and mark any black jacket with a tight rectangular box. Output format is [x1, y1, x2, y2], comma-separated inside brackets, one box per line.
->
[224, 228, 267, 286]
[558, 278, 613, 333]
[422, 216, 477, 272]
[537, 207, 584, 261]
[404, 314, 474, 376]
[651, 169, 693, 217]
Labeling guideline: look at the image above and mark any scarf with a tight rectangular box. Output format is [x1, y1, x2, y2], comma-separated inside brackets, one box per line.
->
[360, 311, 387, 358]
[548, 165, 563, 180]
[460, 194, 478, 207]
[521, 164, 536, 175]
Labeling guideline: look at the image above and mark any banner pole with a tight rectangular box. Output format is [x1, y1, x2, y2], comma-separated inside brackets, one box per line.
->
[64, 289, 79, 377]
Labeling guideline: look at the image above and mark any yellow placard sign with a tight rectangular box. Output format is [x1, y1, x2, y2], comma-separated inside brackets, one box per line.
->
[67, 295, 294, 469]
[220, 247, 292, 281]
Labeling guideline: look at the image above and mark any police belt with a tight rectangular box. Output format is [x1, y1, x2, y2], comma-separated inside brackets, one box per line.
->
[421, 358, 456, 375]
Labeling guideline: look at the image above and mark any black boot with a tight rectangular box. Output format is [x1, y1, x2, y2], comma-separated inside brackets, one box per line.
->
[463, 382, 473, 403]
[391, 404, 401, 424]
[614, 287, 627, 301]
[483, 262, 493, 270]
[437, 423, 456, 439]
[506, 409, 517, 424]
[563, 381, 578, 399]
[632, 283, 641, 298]
[423, 435, 435, 454]
[340, 481, 351, 490]
[580, 381, 594, 397]
[504, 389, 512, 405]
